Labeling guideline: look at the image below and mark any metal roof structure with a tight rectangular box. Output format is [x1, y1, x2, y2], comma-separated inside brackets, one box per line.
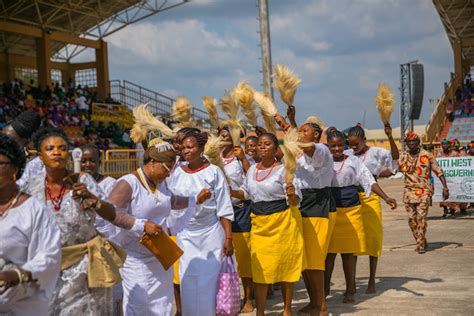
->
[0, 0, 188, 61]
[433, 0, 474, 63]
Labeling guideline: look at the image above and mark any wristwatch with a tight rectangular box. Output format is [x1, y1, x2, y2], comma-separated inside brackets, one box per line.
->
[21, 270, 30, 283]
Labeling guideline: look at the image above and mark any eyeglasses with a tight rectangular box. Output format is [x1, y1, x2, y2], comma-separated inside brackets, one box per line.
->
[161, 162, 173, 172]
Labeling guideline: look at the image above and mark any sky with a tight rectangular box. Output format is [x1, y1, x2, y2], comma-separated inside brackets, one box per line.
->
[104, 0, 454, 130]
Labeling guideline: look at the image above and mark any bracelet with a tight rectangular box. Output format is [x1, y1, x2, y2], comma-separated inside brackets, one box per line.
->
[14, 268, 23, 284]
[226, 236, 232, 240]
[94, 198, 102, 211]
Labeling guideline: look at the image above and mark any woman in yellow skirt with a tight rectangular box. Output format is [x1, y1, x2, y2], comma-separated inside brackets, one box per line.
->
[346, 124, 399, 293]
[325, 129, 396, 303]
[295, 122, 336, 316]
[231, 132, 305, 316]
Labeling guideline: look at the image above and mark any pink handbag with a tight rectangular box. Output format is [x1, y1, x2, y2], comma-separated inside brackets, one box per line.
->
[216, 256, 241, 316]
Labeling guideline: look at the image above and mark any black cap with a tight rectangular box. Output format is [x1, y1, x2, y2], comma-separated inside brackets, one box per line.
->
[11, 111, 41, 139]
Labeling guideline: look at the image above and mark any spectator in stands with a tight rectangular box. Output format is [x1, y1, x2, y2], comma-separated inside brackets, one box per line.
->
[462, 93, 472, 115]
[445, 99, 455, 122]
[468, 141, 474, 156]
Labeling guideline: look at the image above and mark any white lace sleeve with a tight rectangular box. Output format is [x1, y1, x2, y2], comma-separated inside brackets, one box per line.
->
[311, 143, 332, 169]
[355, 158, 376, 197]
[376, 147, 397, 174]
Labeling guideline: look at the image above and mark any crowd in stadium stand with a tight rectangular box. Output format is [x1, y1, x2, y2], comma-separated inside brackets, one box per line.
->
[0, 78, 132, 150]
[446, 73, 473, 122]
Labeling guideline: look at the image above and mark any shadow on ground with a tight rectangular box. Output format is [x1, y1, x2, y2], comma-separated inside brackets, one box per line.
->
[323, 276, 443, 315]
[258, 276, 443, 315]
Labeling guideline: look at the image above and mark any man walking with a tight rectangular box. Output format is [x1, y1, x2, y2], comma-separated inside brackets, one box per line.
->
[398, 132, 449, 253]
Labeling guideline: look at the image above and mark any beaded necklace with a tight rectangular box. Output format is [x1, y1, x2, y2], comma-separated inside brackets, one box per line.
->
[45, 177, 66, 212]
[255, 160, 277, 182]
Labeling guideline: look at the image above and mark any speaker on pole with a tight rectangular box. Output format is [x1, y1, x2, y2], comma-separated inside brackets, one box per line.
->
[410, 63, 424, 120]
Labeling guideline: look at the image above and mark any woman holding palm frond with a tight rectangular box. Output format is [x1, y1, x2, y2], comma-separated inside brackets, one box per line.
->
[231, 132, 305, 316]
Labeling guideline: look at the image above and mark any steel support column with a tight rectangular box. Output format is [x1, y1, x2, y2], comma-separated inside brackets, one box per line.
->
[36, 30, 51, 88]
[257, 0, 273, 99]
[453, 40, 463, 89]
[400, 63, 412, 150]
[95, 39, 110, 99]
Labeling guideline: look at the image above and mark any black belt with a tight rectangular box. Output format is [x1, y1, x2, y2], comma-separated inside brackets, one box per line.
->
[232, 201, 251, 233]
[300, 187, 336, 218]
[331, 186, 361, 208]
[249, 199, 288, 216]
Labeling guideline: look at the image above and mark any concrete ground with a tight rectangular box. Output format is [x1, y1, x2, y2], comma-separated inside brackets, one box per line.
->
[241, 178, 474, 315]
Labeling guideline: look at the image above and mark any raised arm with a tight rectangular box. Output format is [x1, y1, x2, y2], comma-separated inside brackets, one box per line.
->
[384, 123, 399, 160]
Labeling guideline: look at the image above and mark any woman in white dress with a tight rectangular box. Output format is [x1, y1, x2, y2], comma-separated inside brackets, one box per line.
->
[24, 127, 124, 315]
[0, 133, 61, 316]
[346, 124, 399, 293]
[108, 138, 211, 316]
[167, 129, 234, 316]
[325, 129, 396, 303]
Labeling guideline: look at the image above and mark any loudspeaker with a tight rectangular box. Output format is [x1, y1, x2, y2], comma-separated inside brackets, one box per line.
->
[410, 63, 424, 120]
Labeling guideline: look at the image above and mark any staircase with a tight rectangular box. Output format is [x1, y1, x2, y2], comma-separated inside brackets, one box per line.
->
[109, 80, 213, 128]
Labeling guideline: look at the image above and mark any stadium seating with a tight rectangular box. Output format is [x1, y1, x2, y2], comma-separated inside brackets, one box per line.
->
[444, 113, 474, 142]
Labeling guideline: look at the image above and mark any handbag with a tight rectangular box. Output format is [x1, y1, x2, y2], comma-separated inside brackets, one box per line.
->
[139, 231, 183, 271]
[216, 256, 241, 316]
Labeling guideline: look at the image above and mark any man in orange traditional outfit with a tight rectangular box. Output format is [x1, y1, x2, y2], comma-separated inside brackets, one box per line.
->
[398, 132, 449, 253]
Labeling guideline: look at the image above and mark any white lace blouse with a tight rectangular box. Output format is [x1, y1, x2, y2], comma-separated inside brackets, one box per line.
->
[240, 163, 302, 203]
[331, 155, 376, 197]
[295, 143, 334, 189]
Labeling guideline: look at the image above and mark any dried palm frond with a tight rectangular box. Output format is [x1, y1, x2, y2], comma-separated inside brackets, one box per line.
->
[281, 128, 302, 185]
[273, 64, 301, 107]
[374, 83, 394, 125]
[304, 116, 326, 129]
[202, 96, 219, 128]
[173, 96, 194, 128]
[219, 93, 242, 146]
[204, 134, 230, 183]
[254, 91, 278, 133]
[262, 115, 276, 134]
[253, 91, 278, 116]
[130, 104, 174, 143]
[234, 81, 257, 126]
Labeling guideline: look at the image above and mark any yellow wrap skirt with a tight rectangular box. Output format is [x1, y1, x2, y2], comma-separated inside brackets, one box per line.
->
[232, 232, 252, 278]
[250, 206, 306, 284]
[302, 217, 330, 270]
[355, 193, 383, 257]
[328, 205, 366, 254]
[170, 236, 180, 285]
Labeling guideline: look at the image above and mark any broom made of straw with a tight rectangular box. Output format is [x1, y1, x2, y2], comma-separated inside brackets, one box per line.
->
[374, 83, 394, 125]
[202, 96, 219, 128]
[204, 133, 230, 183]
[173, 96, 195, 128]
[219, 92, 242, 146]
[130, 104, 175, 144]
[233, 81, 257, 127]
[254, 91, 277, 134]
[273, 64, 301, 107]
[281, 128, 302, 204]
